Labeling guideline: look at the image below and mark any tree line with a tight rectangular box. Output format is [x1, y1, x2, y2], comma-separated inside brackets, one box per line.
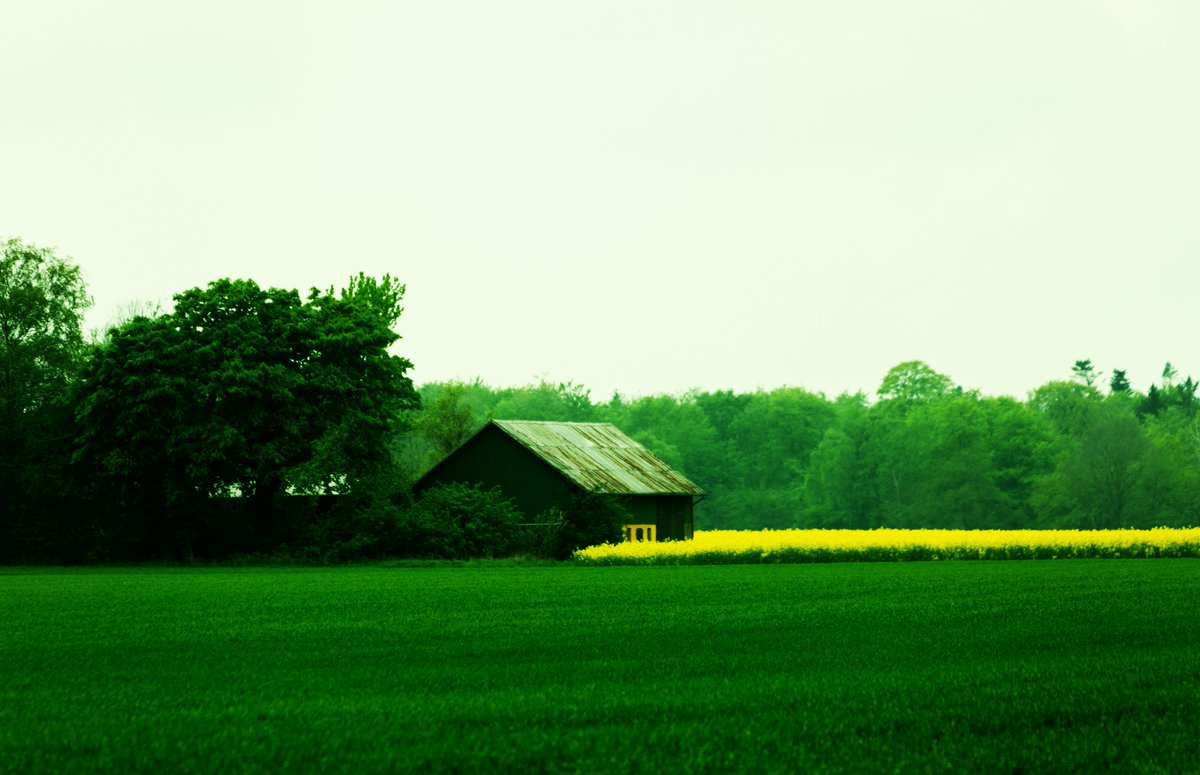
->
[3, 238, 1197, 562]
[405, 361, 1200, 534]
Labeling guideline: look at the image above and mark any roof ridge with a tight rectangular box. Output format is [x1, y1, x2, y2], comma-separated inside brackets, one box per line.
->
[493, 419, 613, 427]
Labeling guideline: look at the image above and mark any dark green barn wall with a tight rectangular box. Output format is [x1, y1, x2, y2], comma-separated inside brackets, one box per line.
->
[658, 496, 693, 541]
[416, 425, 579, 518]
[622, 498, 656, 530]
[622, 495, 693, 541]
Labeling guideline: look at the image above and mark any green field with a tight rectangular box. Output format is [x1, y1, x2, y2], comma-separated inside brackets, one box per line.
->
[3, 562, 1198, 773]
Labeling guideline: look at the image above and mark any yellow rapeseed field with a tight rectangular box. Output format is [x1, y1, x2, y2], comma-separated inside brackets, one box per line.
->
[574, 527, 1200, 565]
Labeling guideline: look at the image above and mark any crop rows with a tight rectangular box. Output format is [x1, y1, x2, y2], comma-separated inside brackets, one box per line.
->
[574, 527, 1200, 565]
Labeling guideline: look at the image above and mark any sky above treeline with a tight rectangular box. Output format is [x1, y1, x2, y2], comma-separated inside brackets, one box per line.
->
[4, 2, 1198, 401]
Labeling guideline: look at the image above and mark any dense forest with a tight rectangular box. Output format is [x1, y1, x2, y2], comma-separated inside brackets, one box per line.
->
[2, 238, 1198, 562]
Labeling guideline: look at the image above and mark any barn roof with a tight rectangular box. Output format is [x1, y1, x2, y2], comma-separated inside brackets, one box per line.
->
[491, 420, 705, 496]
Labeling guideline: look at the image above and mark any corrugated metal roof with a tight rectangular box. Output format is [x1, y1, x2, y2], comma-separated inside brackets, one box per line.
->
[492, 420, 705, 496]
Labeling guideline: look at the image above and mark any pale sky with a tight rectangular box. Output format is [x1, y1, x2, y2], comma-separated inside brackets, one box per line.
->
[4, 2, 1198, 401]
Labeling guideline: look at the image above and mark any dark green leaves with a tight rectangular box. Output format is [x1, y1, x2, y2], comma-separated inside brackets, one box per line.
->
[0, 238, 90, 420]
[73, 276, 419, 554]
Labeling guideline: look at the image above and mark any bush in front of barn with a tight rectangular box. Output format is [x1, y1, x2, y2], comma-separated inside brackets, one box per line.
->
[402, 482, 523, 559]
[522, 508, 566, 559]
[294, 470, 414, 561]
[549, 492, 630, 560]
[206, 482, 627, 562]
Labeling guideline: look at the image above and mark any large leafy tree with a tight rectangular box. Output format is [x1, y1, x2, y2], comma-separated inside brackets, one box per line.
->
[0, 239, 92, 561]
[1064, 409, 1150, 529]
[727, 387, 836, 489]
[491, 379, 597, 423]
[0, 239, 90, 421]
[877, 360, 956, 404]
[803, 426, 864, 528]
[1027, 380, 1103, 439]
[74, 276, 419, 554]
[418, 382, 481, 462]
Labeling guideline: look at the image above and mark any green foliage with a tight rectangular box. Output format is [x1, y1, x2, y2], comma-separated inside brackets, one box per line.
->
[804, 429, 864, 528]
[522, 507, 567, 559]
[550, 492, 630, 560]
[73, 277, 419, 556]
[337, 272, 407, 328]
[492, 378, 596, 423]
[0, 238, 91, 421]
[978, 397, 1057, 527]
[877, 360, 955, 403]
[1039, 407, 1151, 529]
[304, 469, 415, 561]
[1072, 358, 1101, 387]
[1139, 368, 1198, 421]
[0, 397, 97, 563]
[1027, 380, 1103, 438]
[889, 398, 1005, 528]
[1109, 368, 1131, 395]
[0, 239, 92, 562]
[404, 483, 523, 559]
[1069, 410, 1148, 528]
[726, 387, 835, 489]
[416, 383, 481, 462]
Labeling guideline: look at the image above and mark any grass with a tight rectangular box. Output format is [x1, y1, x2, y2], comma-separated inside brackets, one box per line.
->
[2, 561, 1199, 773]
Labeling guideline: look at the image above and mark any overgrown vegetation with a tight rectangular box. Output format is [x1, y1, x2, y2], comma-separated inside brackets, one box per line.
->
[551, 492, 630, 560]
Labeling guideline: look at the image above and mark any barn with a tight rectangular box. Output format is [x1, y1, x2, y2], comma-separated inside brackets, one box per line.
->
[413, 420, 705, 541]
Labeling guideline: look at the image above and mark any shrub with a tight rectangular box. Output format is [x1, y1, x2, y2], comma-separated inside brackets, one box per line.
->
[300, 469, 415, 561]
[553, 492, 630, 560]
[404, 483, 523, 559]
[520, 508, 566, 559]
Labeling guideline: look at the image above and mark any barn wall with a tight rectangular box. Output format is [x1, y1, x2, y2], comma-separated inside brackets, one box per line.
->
[621, 495, 693, 541]
[622, 497, 657, 528]
[659, 495, 694, 541]
[416, 425, 579, 518]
